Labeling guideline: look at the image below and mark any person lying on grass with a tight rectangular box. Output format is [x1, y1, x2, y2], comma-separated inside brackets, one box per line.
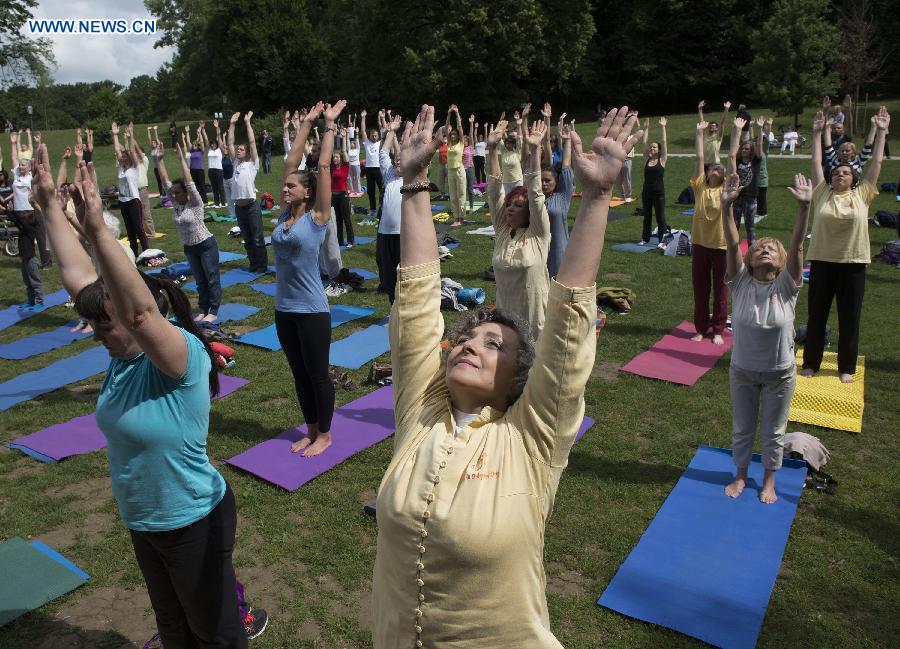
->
[372, 104, 642, 649]
[721, 172, 810, 504]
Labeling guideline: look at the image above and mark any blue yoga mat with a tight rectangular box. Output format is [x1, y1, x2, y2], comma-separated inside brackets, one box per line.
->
[350, 268, 377, 280]
[330, 324, 390, 369]
[611, 243, 655, 254]
[0, 322, 93, 360]
[340, 235, 375, 251]
[30, 540, 91, 580]
[183, 267, 267, 291]
[0, 289, 70, 332]
[214, 303, 261, 323]
[249, 283, 277, 298]
[236, 305, 376, 350]
[218, 250, 247, 263]
[597, 445, 807, 649]
[0, 345, 109, 412]
[682, 209, 695, 215]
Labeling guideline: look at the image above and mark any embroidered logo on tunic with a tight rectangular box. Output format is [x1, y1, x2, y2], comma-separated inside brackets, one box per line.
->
[466, 451, 499, 480]
[473, 451, 486, 471]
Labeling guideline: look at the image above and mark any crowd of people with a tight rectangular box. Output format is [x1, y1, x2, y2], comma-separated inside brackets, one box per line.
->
[0, 94, 893, 647]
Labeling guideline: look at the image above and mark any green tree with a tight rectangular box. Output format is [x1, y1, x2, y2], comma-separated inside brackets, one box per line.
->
[123, 75, 160, 122]
[0, 0, 55, 86]
[749, 0, 841, 126]
[85, 84, 129, 144]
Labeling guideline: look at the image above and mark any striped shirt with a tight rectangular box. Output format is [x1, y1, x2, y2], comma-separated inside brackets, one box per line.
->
[824, 144, 872, 175]
[462, 146, 474, 169]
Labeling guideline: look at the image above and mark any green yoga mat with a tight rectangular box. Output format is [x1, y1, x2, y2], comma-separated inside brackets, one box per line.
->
[0, 537, 89, 626]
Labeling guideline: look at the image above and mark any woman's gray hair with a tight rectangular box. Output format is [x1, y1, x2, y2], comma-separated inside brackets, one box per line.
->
[445, 307, 535, 405]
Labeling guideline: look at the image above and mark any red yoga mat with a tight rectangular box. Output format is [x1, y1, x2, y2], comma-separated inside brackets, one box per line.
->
[620, 321, 733, 386]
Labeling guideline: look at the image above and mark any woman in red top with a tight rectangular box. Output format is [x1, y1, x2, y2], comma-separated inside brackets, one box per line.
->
[332, 141, 353, 247]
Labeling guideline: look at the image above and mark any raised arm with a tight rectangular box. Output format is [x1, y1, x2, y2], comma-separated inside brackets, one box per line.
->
[9, 131, 20, 169]
[719, 101, 731, 130]
[56, 147, 72, 188]
[785, 173, 813, 286]
[864, 106, 890, 186]
[541, 102, 553, 167]
[227, 112, 239, 160]
[453, 106, 464, 138]
[642, 117, 650, 160]
[285, 102, 323, 180]
[157, 142, 171, 187]
[124, 126, 139, 167]
[486, 120, 507, 227]
[398, 105, 444, 267]
[754, 116, 765, 158]
[694, 120, 707, 178]
[244, 112, 258, 162]
[25, 129, 32, 152]
[659, 116, 668, 166]
[727, 117, 746, 175]
[810, 110, 826, 185]
[719, 173, 744, 280]
[561, 121, 572, 168]
[110, 122, 124, 157]
[312, 100, 347, 225]
[698, 99, 706, 125]
[198, 122, 209, 150]
[468, 113, 475, 150]
[173, 143, 193, 183]
[359, 109, 367, 140]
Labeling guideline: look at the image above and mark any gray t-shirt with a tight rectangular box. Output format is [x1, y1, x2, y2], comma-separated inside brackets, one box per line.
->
[727, 265, 801, 371]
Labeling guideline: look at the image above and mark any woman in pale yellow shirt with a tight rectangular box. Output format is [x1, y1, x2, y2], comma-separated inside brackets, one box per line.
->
[802, 106, 890, 382]
[444, 105, 467, 226]
[373, 104, 642, 649]
[486, 119, 551, 342]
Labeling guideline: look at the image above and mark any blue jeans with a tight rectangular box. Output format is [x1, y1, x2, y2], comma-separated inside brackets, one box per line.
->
[733, 195, 757, 244]
[184, 236, 221, 316]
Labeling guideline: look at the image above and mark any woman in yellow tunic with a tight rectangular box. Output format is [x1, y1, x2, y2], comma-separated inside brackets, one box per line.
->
[486, 119, 552, 342]
[373, 104, 642, 649]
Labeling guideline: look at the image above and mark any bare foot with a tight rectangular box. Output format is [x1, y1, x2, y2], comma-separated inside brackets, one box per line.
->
[70, 321, 86, 333]
[800, 368, 815, 378]
[712, 334, 725, 345]
[81, 323, 93, 335]
[290, 434, 315, 453]
[302, 432, 332, 457]
[202, 313, 218, 322]
[839, 373, 853, 384]
[690, 333, 704, 342]
[725, 478, 746, 499]
[759, 485, 778, 504]
[194, 313, 205, 322]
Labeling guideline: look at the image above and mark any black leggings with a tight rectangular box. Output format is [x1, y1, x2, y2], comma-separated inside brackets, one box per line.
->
[208, 168, 226, 206]
[365, 167, 384, 211]
[474, 156, 486, 184]
[275, 310, 335, 432]
[757, 186, 768, 216]
[120, 198, 148, 255]
[376, 232, 401, 304]
[130, 484, 247, 649]
[190, 168, 208, 204]
[803, 260, 866, 375]
[641, 190, 667, 242]
[332, 191, 354, 245]
[153, 167, 164, 195]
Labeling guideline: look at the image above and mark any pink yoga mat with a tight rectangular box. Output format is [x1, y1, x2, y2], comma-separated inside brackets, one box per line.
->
[225, 385, 396, 491]
[8, 375, 249, 462]
[619, 321, 733, 386]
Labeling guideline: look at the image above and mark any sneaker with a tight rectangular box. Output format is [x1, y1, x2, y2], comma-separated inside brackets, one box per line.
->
[39, 260, 53, 269]
[624, 197, 634, 203]
[244, 607, 268, 640]
[657, 242, 667, 250]
[638, 240, 648, 246]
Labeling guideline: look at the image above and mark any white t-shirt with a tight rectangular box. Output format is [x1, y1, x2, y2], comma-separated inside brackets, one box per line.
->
[452, 408, 479, 437]
[136, 155, 150, 189]
[207, 147, 223, 170]
[283, 136, 291, 161]
[727, 264, 801, 371]
[118, 166, 140, 202]
[378, 150, 402, 235]
[347, 145, 360, 166]
[347, 127, 356, 140]
[474, 141, 487, 157]
[12, 167, 32, 211]
[231, 159, 258, 200]
[364, 140, 381, 168]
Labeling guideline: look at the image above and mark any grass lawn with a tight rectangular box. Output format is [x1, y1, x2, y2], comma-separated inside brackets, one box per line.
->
[0, 108, 898, 648]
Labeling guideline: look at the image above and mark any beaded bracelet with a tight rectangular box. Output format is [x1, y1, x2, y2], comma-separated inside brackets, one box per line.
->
[399, 181, 432, 195]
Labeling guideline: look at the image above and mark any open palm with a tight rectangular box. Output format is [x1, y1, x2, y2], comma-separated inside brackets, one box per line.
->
[399, 105, 442, 180]
[571, 107, 641, 192]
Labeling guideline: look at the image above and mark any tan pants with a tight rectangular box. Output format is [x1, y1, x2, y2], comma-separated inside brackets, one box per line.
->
[139, 186, 156, 237]
[448, 166, 466, 222]
[729, 364, 796, 471]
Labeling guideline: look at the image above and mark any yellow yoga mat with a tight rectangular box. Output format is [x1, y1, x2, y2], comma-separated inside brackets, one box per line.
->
[789, 352, 865, 433]
[119, 232, 166, 244]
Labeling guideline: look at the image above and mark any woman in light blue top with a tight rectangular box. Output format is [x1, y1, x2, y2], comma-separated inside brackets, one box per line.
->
[29, 144, 266, 646]
[541, 118, 574, 278]
[274, 99, 347, 458]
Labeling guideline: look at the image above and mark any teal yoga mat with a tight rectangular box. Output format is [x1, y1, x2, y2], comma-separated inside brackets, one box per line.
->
[0, 537, 89, 626]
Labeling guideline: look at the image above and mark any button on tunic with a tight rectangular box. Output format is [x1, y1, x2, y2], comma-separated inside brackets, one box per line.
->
[373, 260, 596, 648]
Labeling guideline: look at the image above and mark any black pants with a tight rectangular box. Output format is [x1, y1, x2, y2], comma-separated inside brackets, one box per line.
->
[332, 191, 354, 245]
[120, 199, 148, 255]
[209, 168, 226, 206]
[376, 232, 401, 304]
[190, 168, 208, 204]
[235, 201, 268, 271]
[275, 310, 335, 432]
[365, 167, 384, 211]
[130, 484, 247, 649]
[757, 186, 768, 216]
[474, 156, 486, 184]
[154, 167, 164, 195]
[641, 190, 667, 242]
[803, 260, 866, 375]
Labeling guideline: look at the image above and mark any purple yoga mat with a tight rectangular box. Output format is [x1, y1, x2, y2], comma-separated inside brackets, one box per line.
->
[620, 321, 733, 386]
[225, 385, 396, 491]
[8, 375, 249, 462]
[575, 416, 595, 442]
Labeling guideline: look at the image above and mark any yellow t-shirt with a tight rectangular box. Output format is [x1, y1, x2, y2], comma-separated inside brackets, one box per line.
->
[18, 147, 33, 162]
[446, 141, 464, 169]
[703, 132, 723, 164]
[807, 180, 877, 264]
[690, 175, 725, 249]
[500, 143, 523, 184]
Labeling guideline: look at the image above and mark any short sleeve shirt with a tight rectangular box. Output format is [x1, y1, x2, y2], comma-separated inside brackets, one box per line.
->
[118, 166, 140, 202]
[806, 181, 877, 264]
[690, 175, 725, 249]
[207, 147, 223, 170]
[271, 210, 329, 313]
[447, 142, 464, 169]
[12, 167, 32, 211]
[231, 159, 258, 200]
[364, 140, 381, 168]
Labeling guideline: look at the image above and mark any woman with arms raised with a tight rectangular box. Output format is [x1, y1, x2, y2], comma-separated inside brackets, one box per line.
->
[486, 118, 552, 341]
[373, 104, 641, 648]
[30, 144, 266, 647]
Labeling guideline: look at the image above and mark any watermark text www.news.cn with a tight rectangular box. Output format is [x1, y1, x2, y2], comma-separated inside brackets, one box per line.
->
[26, 19, 156, 35]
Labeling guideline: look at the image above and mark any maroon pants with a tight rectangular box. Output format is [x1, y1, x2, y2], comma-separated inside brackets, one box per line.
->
[691, 243, 728, 335]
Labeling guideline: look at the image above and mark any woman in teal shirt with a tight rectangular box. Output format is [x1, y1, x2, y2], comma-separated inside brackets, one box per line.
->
[29, 144, 266, 648]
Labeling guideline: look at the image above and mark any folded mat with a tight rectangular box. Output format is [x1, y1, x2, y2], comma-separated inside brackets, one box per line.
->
[7, 375, 250, 462]
[212, 303, 262, 324]
[0, 289, 70, 332]
[329, 324, 390, 369]
[235, 305, 377, 350]
[789, 351, 865, 433]
[620, 320, 732, 386]
[183, 267, 267, 291]
[0, 346, 109, 412]
[0, 322, 92, 360]
[226, 385, 396, 491]
[598, 445, 806, 649]
[340, 235, 375, 250]
[0, 536, 89, 626]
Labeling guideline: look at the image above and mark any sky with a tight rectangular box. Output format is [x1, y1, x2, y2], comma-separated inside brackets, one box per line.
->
[23, 0, 175, 86]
